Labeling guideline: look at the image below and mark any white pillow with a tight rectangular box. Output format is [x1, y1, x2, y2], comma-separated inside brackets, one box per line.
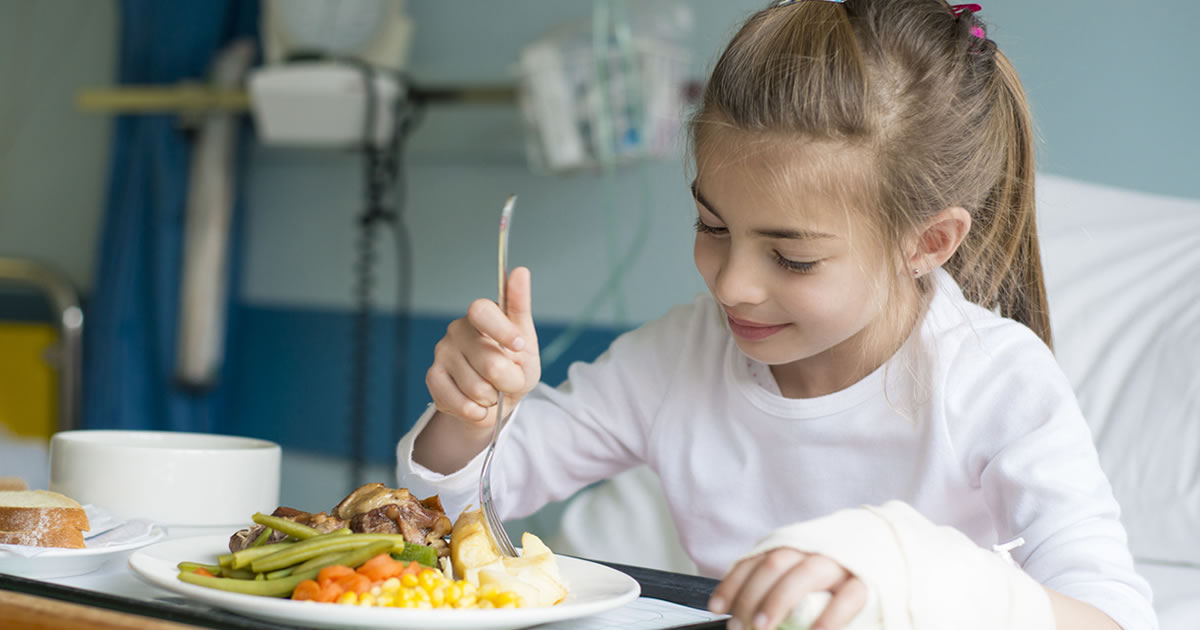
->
[1037, 174, 1200, 566]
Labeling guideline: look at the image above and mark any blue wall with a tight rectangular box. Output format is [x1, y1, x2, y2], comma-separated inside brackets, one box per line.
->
[225, 306, 623, 463]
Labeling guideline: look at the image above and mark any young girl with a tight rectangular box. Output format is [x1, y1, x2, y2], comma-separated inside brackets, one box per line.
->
[397, 1, 1155, 629]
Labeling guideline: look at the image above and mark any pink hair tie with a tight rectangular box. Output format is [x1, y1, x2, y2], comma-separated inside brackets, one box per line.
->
[949, 3, 986, 39]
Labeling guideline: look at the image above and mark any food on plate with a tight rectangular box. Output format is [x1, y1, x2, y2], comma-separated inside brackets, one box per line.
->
[0, 489, 91, 549]
[228, 482, 451, 559]
[450, 508, 568, 607]
[177, 483, 567, 608]
[448, 506, 500, 581]
[290, 552, 519, 608]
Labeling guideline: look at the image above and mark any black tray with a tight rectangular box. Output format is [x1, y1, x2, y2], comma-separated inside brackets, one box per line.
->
[0, 559, 724, 630]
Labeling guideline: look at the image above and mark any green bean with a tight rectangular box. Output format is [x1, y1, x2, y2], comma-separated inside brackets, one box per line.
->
[176, 540, 393, 598]
[264, 566, 293, 580]
[231, 541, 295, 570]
[291, 550, 345, 575]
[327, 539, 394, 569]
[177, 561, 222, 574]
[178, 569, 318, 598]
[250, 534, 404, 574]
[220, 566, 256, 580]
[250, 513, 322, 540]
[249, 525, 274, 547]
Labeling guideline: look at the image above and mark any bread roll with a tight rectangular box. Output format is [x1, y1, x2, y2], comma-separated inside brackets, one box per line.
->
[0, 490, 90, 549]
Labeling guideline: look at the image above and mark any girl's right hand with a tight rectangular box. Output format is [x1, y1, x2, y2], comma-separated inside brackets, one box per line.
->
[425, 266, 541, 432]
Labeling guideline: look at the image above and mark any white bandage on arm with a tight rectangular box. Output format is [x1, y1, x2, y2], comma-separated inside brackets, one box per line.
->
[746, 501, 1054, 630]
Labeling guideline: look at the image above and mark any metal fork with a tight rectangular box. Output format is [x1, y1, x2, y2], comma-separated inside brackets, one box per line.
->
[479, 194, 519, 558]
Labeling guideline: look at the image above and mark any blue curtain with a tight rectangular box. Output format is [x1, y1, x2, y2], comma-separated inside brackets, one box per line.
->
[83, 0, 259, 432]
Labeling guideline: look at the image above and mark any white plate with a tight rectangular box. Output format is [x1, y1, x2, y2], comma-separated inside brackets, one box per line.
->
[128, 535, 641, 630]
[0, 526, 166, 579]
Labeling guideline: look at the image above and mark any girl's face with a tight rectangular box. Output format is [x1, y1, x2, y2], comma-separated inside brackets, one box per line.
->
[692, 142, 907, 395]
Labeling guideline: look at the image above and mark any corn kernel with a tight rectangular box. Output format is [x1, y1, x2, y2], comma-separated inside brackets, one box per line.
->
[401, 574, 419, 588]
[419, 570, 439, 589]
[446, 584, 462, 604]
[337, 591, 358, 605]
[358, 593, 376, 607]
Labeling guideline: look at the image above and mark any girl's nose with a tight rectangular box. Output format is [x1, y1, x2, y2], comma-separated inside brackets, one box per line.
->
[714, 250, 767, 307]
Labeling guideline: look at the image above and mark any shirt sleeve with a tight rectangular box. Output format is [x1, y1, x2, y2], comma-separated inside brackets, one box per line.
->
[945, 322, 1158, 630]
[395, 298, 707, 523]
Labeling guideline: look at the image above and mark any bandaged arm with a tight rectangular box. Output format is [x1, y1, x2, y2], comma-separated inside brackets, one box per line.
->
[744, 501, 1055, 630]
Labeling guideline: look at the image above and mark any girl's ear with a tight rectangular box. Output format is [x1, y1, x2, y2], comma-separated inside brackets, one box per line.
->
[908, 207, 972, 276]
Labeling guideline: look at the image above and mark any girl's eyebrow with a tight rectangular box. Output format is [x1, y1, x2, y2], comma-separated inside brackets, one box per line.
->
[690, 180, 838, 241]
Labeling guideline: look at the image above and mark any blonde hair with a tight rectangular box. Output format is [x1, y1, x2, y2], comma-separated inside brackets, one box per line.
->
[689, 0, 1052, 348]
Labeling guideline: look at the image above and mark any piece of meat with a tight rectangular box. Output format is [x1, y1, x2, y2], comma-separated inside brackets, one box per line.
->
[334, 483, 453, 556]
[350, 505, 404, 535]
[332, 483, 417, 519]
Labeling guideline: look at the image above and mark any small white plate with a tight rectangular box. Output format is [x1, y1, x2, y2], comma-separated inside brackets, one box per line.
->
[0, 525, 166, 579]
[129, 535, 642, 630]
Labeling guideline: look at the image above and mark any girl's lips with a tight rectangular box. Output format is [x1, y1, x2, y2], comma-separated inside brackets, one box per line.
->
[726, 314, 789, 341]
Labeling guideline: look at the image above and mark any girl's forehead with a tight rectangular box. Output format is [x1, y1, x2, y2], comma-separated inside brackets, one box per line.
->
[694, 136, 874, 224]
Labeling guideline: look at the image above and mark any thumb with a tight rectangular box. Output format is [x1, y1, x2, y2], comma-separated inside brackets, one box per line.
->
[506, 266, 538, 343]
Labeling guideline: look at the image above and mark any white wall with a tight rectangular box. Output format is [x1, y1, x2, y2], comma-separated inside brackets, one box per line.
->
[0, 0, 115, 291]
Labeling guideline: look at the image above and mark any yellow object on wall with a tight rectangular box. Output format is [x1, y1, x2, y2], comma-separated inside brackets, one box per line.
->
[0, 323, 56, 440]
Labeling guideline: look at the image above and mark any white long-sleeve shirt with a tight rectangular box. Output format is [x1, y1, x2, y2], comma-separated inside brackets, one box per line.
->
[396, 269, 1156, 630]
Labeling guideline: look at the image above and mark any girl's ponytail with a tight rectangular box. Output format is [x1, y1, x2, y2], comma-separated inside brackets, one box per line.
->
[946, 50, 1053, 348]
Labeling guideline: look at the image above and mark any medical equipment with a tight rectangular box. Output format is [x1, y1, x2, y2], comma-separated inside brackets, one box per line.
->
[246, 0, 419, 493]
[518, 0, 692, 174]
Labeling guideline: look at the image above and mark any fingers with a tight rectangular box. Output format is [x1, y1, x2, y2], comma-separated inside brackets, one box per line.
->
[426, 267, 541, 425]
[708, 555, 762, 615]
[466, 298, 525, 354]
[750, 555, 850, 630]
[812, 577, 868, 630]
[713, 550, 861, 630]
[505, 267, 537, 349]
[425, 361, 489, 423]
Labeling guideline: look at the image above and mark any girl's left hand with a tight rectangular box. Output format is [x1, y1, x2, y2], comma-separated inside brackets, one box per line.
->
[708, 548, 867, 630]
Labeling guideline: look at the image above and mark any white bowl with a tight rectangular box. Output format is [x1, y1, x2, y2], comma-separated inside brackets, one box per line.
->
[48, 430, 281, 527]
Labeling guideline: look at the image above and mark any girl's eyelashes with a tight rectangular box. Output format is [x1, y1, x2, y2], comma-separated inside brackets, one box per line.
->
[694, 217, 727, 235]
[774, 252, 820, 273]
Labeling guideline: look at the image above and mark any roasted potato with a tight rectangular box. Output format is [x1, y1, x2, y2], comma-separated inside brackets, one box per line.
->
[449, 510, 567, 606]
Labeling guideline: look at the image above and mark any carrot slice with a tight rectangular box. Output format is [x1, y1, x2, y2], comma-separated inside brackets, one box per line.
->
[357, 553, 403, 582]
[315, 581, 345, 603]
[291, 579, 321, 601]
[338, 573, 373, 595]
[317, 564, 355, 587]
